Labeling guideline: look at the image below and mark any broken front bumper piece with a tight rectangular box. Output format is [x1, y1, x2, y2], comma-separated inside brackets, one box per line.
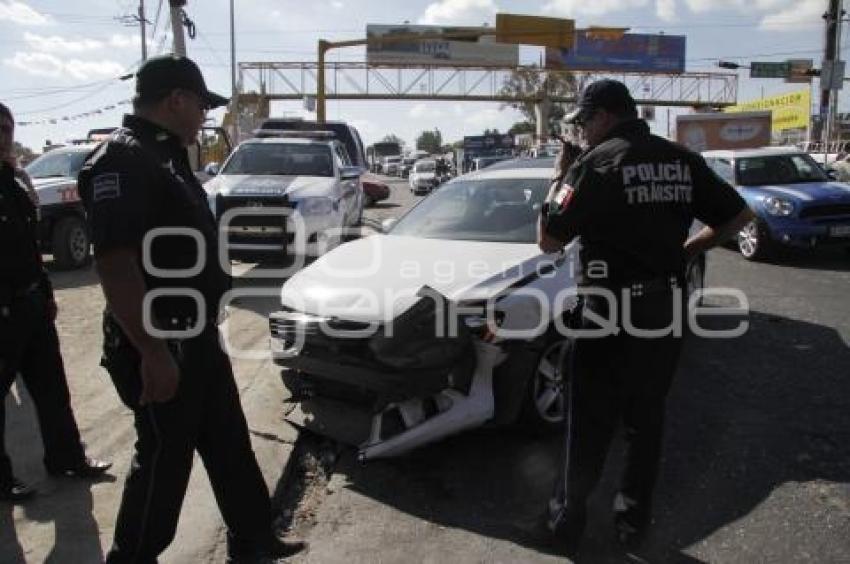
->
[270, 288, 506, 459]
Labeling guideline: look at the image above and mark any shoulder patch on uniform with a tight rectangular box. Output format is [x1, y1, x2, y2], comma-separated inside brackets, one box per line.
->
[554, 183, 575, 210]
[92, 173, 121, 202]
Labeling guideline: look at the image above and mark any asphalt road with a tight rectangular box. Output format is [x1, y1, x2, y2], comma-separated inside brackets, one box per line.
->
[2, 174, 849, 563]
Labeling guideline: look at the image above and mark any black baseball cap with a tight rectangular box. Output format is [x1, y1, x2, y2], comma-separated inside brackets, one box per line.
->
[135, 55, 229, 109]
[565, 79, 637, 123]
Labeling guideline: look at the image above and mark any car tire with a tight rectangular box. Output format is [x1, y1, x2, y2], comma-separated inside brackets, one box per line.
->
[737, 218, 773, 261]
[519, 333, 572, 433]
[52, 215, 90, 270]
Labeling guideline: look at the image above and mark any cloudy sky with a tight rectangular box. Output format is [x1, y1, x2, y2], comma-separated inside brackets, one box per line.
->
[0, 0, 838, 151]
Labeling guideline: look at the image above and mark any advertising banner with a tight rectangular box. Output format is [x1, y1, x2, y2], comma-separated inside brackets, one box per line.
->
[677, 112, 772, 152]
[724, 89, 811, 133]
[366, 24, 519, 67]
[545, 32, 686, 73]
[463, 134, 515, 152]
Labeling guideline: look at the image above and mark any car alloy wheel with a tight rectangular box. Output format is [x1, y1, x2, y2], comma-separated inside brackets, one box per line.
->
[737, 219, 772, 261]
[529, 337, 572, 426]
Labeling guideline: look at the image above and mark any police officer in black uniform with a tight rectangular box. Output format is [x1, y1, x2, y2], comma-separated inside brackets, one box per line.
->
[538, 80, 753, 553]
[77, 56, 305, 563]
[0, 101, 111, 502]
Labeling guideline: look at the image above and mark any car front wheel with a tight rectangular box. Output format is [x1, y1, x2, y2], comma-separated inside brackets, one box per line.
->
[737, 219, 773, 261]
[520, 335, 572, 432]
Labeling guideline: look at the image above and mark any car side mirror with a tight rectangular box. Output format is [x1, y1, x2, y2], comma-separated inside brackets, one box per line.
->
[340, 166, 363, 180]
[381, 218, 397, 233]
[827, 169, 837, 180]
[204, 162, 220, 176]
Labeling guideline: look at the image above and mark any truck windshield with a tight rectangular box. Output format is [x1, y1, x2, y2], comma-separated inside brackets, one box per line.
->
[26, 149, 90, 179]
[222, 143, 334, 177]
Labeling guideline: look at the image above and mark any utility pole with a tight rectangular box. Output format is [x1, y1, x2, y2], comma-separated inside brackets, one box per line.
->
[821, 0, 844, 148]
[169, 0, 187, 56]
[230, 0, 238, 141]
[139, 0, 147, 60]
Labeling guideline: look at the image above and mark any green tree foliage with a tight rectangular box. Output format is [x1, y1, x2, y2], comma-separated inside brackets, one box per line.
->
[12, 141, 36, 165]
[508, 121, 535, 135]
[500, 67, 579, 131]
[381, 134, 405, 148]
[415, 129, 443, 154]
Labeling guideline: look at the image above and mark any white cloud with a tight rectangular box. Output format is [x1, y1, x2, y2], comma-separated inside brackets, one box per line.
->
[656, 0, 676, 21]
[419, 0, 498, 25]
[108, 34, 144, 49]
[4, 51, 125, 80]
[331, 1, 344, 9]
[542, 0, 648, 17]
[760, 0, 823, 31]
[463, 107, 502, 126]
[0, 1, 50, 26]
[409, 102, 445, 119]
[684, 0, 788, 13]
[24, 32, 103, 53]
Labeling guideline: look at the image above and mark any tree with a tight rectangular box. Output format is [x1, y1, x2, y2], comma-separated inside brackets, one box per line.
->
[483, 128, 500, 135]
[500, 67, 579, 132]
[508, 121, 534, 135]
[415, 129, 442, 154]
[381, 134, 405, 148]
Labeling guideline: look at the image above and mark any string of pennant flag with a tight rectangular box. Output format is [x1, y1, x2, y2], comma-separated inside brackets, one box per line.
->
[15, 99, 132, 127]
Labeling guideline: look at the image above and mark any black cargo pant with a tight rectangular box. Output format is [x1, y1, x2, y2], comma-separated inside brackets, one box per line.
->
[0, 289, 86, 484]
[102, 315, 274, 563]
[550, 284, 685, 528]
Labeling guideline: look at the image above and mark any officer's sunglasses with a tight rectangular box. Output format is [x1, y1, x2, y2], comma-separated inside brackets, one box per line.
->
[573, 110, 596, 128]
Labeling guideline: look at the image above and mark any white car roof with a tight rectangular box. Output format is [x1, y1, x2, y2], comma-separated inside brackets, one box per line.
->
[702, 146, 805, 159]
[462, 166, 553, 181]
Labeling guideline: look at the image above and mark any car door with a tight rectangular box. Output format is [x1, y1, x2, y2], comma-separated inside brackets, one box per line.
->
[334, 142, 358, 224]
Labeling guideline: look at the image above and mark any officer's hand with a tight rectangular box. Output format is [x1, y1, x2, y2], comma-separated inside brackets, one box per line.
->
[46, 300, 58, 322]
[139, 344, 180, 405]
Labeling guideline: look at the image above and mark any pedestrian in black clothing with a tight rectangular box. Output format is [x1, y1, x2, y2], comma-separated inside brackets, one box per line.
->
[0, 101, 111, 503]
[77, 55, 305, 563]
[537, 80, 753, 554]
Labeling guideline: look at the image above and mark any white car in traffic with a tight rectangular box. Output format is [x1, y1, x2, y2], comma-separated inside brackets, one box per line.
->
[204, 134, 364, 261]
[409, 158, 438, 194]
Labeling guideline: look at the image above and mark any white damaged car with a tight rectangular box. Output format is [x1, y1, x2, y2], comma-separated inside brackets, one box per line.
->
[204, 134, 364, 261]
[271, 159, 586, 460]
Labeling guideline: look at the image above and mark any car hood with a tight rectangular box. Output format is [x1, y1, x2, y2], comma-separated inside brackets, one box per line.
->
[744, 181, 850, 203]
[280, 235, 561, 323]
[204, 174, 336, 200]
[31, 176, 75, 191]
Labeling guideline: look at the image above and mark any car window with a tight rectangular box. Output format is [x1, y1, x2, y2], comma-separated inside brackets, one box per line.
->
[26, 149, 90, 179]
[735, 153, 827, 185]
[221, 143, 334, 177]
[334, 144, 351, 168]
[389, 177, 550, 243]
[711, 158, 735, 184]
[415, 161, 436, 172]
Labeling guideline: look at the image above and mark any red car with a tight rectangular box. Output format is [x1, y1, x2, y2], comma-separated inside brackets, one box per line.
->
[362, 173, 390, 205]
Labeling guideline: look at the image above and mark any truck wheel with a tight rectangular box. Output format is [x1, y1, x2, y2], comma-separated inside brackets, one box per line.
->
[52, 216, 90, 270]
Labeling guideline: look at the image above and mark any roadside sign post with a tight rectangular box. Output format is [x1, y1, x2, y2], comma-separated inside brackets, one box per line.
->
[749, 61, 791, 79]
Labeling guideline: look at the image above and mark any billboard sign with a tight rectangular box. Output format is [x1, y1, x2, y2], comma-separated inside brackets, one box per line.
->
[676, 112, 772, 152]
[463, 134, 515, 152]
[545, 31, 686, 73]
[724, 88, 811, 133]
[366, 24, 519, 67]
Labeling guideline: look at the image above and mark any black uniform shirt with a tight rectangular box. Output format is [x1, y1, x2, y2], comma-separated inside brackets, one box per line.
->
[0, 163, 50, 298]
[77, 115, 229, 328]
[544, 119, 746, 285]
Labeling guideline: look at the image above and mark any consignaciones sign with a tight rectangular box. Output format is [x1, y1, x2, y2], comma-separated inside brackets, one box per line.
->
[724, 89, 811, 133]
[366, 24, 519, 67]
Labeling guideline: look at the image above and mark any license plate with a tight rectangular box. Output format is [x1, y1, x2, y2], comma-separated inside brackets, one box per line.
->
[830, 225, 850, 237]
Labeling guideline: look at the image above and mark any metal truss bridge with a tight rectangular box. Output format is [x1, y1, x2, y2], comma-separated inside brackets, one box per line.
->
[237, 61, 739, 108]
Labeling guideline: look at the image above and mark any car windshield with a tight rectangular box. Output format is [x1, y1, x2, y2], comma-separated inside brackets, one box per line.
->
[415, 161, 436, 172]
[389, 177, 550, 243]
[26, 149, 90, 179]
[735, 153, 828, 185]
[221, 143, 333, 177]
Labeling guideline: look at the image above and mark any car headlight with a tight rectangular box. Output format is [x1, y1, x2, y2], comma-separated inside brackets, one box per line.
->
[296, 197, 334, 215]
[764, 196, 795, 216]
